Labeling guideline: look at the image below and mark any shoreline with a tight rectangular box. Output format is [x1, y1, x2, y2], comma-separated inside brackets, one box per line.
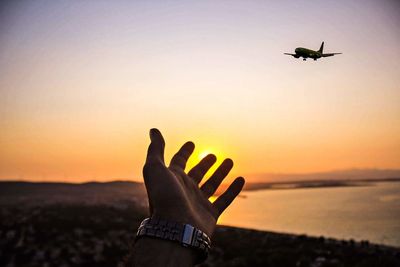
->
[1, 181, 400, 266]
[1, 177, 400, 194]
[242, 177, 400, 192]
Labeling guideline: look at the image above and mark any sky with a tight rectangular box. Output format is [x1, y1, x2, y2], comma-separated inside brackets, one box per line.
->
[0, 0, 399, 182]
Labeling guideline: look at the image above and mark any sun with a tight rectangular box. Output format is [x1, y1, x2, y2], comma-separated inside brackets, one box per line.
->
[199, 150, 213, 160]
[186, 147, 226, 183]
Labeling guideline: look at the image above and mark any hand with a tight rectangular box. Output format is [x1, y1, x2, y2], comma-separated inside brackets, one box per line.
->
[143, 128, 245, 237]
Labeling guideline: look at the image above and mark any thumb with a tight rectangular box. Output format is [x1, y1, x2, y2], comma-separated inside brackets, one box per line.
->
[145, 128, 165, 166]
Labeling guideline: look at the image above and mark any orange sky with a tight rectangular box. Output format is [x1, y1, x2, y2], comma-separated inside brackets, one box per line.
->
[1, 1, 399, 182]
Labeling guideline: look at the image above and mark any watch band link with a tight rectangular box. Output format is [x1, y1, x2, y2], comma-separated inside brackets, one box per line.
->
[136, 217, 211, 263]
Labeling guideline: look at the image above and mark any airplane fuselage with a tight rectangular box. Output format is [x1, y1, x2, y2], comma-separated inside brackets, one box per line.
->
[294, 47, 322, 60]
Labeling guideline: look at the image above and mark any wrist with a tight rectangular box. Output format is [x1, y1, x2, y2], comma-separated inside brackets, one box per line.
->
[152, 209, 217, 237]
[135, 217, 211, 264]
[133, 236, 196, 267]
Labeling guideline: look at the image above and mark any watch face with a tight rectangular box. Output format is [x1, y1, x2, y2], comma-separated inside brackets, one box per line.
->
[182, 224, 195, 246]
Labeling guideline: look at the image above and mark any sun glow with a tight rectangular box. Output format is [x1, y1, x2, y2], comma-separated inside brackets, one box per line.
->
[199, 150, 213, 160]
[208, 196, 217, 203]
[1, 1, 400, 183]
[185, 146, 228, 183]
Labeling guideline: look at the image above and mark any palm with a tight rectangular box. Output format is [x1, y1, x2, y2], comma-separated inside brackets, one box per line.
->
[143, 129, 245, 237]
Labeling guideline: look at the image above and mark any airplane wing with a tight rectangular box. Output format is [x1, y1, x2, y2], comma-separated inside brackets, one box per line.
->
[322, 53, 342, 57]
[284, 53, 297, 57]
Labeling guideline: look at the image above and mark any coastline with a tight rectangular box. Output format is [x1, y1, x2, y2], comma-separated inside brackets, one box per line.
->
[0, 181, 400, 266]
[242, 177, 400, 192]
[1, 202, 399, 267]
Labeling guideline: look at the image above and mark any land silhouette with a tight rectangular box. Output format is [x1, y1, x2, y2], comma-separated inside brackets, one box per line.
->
[1, 179, 400, 267]
[248, 168, 400, 182]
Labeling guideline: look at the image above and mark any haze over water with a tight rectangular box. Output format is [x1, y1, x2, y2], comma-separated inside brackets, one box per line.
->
[219, 182, 400, 247]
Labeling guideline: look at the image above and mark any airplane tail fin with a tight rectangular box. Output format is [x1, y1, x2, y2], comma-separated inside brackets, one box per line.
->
[318, 42, 324, 53]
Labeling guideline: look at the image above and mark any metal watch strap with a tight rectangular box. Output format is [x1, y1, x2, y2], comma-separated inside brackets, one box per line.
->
[136, 217, 211, 263]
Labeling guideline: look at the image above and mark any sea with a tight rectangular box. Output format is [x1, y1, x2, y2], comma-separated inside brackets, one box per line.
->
[218, 181, 400, 247]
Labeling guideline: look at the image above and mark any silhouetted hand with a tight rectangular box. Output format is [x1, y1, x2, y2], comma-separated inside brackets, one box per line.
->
[143, 128, 245, 237]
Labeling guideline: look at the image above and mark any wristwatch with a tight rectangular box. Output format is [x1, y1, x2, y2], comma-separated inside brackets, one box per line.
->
[136, 217, 211, 263]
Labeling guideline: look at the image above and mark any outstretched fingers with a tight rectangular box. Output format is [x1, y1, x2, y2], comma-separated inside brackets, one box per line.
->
[169, 141, 195, 170]
[188, 154, 217, 184]
[213, 177, 245, 216]
[201, 158, 233, 198]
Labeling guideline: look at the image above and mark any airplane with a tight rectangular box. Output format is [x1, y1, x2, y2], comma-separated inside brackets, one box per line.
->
[284, 42, 342, 61]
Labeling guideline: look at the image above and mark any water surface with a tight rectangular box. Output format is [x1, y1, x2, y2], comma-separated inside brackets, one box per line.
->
[218, 181, 400, 247]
